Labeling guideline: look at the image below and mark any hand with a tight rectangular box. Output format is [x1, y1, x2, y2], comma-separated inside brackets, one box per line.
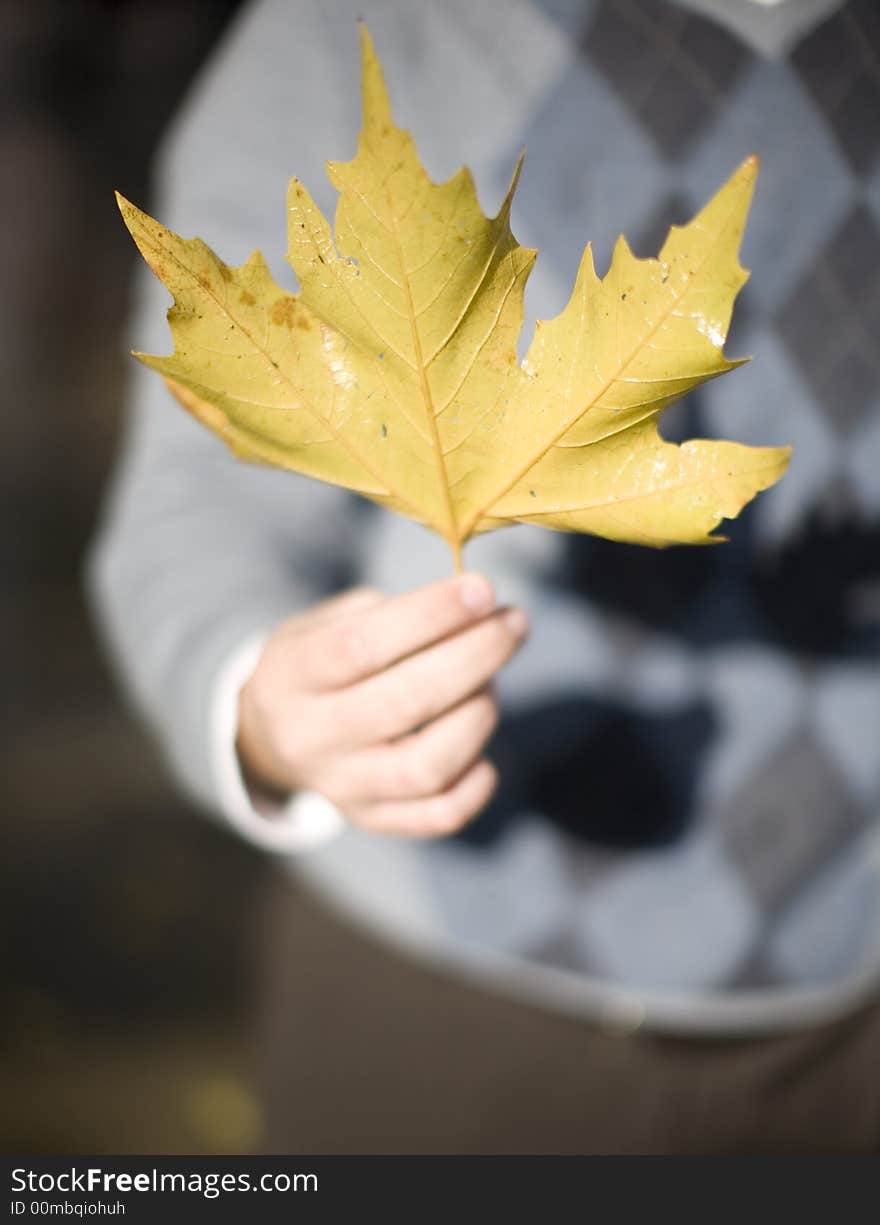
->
[236, 574, 528, 837]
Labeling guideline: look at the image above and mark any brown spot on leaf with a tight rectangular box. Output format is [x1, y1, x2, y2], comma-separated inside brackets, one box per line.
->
[240, 290, 256, 306]
[219, 265, 232, 282]
[270, 297, 310, 329]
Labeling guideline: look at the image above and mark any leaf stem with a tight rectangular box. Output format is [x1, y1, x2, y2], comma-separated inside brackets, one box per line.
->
[451, 538, 464, 573]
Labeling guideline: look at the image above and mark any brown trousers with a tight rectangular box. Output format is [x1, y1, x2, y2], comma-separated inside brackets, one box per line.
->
[251, 873, 880, 1154]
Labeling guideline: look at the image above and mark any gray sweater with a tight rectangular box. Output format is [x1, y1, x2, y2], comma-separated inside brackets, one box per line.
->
[88, 0, 880, 1034]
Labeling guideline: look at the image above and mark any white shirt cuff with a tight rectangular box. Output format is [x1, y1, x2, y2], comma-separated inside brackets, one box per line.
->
[209, 634, 346, 853]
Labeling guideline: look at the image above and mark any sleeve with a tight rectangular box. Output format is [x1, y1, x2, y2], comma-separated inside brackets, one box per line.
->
[85, 297, 363, 844]
[84, 0, 373, 846]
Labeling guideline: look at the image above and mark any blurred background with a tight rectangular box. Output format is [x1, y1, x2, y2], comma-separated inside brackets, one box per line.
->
[0, 0, 273, 1153]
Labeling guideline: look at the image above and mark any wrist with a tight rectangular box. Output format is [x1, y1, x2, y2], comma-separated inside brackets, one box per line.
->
[235, 671, 291, 797]
[210, 633, 346, 852]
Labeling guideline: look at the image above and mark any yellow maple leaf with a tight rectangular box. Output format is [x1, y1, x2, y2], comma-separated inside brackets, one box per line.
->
[118, 24, 790, 570]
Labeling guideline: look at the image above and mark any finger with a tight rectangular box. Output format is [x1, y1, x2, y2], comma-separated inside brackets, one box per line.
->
[291, 571, 496, 691]
[332, 607, 527, 747]
[315, 691, 498, 804]
[349, 758, 498, 838]
[309, 586, 384, 624]
[278, 586, 383, 639]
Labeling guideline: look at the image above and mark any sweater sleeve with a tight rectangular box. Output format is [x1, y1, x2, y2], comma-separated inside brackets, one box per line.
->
[84, 306, 364, 834]
[85, 0, 372, 840]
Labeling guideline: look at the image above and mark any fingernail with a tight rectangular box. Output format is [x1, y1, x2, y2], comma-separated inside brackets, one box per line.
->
[504, 607, 529, 639]
[457, 572, 494, 613]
